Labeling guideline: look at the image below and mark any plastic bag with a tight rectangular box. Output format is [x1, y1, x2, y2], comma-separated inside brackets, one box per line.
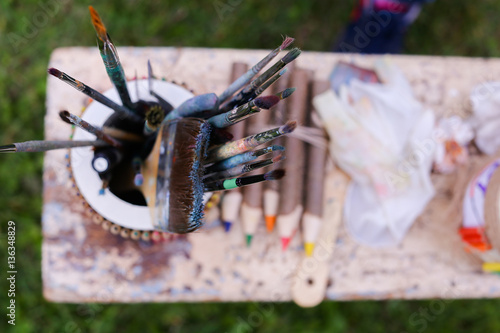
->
[314, 59, 435, 246]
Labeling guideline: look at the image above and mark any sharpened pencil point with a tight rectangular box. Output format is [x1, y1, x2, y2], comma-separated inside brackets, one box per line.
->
[253, 95, 280, 109]
[265, 216, 276, 233]
[281, 237, 291, 251]
[246, 234, 253, 247]
[304, 242, 315, 257]
[223, 221, 232, 233]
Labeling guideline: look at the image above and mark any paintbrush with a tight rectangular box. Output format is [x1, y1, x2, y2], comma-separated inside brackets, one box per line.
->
[218, 36, 294, 103]
[219, 68, 288, 113]
[204, 169, 285, 192]
[204, 154, 284, 182]
[224, 48, 300, 114]
[147, 60, 174, 113]
[205, 121, 296, 163]
[208, 95, 280, 128]
[163, 93, 219, 121]
[204, 145, 284, 174]
[0, 140, 108, 153]
[139, 117, 211, 233]
[48, 68, 142, 122]
[89, 6, 134, 110]
[59, 110, 122, 148]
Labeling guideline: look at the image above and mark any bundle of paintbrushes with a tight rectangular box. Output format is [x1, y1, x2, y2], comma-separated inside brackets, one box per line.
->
[0, 6, 300, 235]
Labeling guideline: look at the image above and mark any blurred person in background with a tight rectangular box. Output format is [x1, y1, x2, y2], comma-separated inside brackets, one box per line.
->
[334, 0, 434, 54]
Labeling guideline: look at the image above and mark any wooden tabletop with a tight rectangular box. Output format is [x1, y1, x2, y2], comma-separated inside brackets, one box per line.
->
[43, 47, 500, 302]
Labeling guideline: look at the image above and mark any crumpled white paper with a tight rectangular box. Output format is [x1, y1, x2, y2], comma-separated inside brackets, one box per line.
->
[433, 116, 473, 174]
[313, 60, 436, 247]
[469, 81, 500, 155]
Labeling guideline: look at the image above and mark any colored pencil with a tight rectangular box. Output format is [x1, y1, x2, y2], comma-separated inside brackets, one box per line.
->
[276, 69, 311, 250]
[302, 81, 330, 256]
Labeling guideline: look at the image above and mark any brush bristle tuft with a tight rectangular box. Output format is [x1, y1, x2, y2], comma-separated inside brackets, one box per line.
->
[59, 111, 73, 124]
[48, 68, 62, 78]
[280, 36, 295, 50]
[282, 48, 301, 64]
[254, 95, 280, 109]
[282, 87, 296, 99]
[264, 169, 285, 180]
[89, 6, 108, 41]
[281, 121, 297, 134]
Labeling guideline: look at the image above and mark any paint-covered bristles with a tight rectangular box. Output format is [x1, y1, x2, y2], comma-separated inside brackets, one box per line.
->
[48, 68, 141, 122]
[276, 87, 296, 100]
[88, 6, 107, 41]
[281, 120, 297, 134]
[254, 95, 280, 109]
[204, 145, 284, 173]
[59, 111, 122, 148]
[205, 122, 296, 162]
[204, 153, 284, 182]
[218, 37, 295, 103]
[280, 36, 295, 50]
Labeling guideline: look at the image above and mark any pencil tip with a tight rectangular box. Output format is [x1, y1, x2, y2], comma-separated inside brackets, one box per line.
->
[246, 234, 253, 247]
[304, 242, 315, 257]
[99, 188, 105, 195]
[281, 237, 291, 251]
[265, 216, 276, 232]
[254, 95, 280, 109]
[264, 169, 285, 181]
[223, 221, 232, 232]
[280, 36, 295, 50]
[48, 67, 61, 78]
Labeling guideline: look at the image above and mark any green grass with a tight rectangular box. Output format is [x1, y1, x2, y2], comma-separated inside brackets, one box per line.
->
[1, 0, 500, 332]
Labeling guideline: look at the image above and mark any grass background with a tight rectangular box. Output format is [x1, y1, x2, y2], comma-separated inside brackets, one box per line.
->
[1, 0, 500, 332]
